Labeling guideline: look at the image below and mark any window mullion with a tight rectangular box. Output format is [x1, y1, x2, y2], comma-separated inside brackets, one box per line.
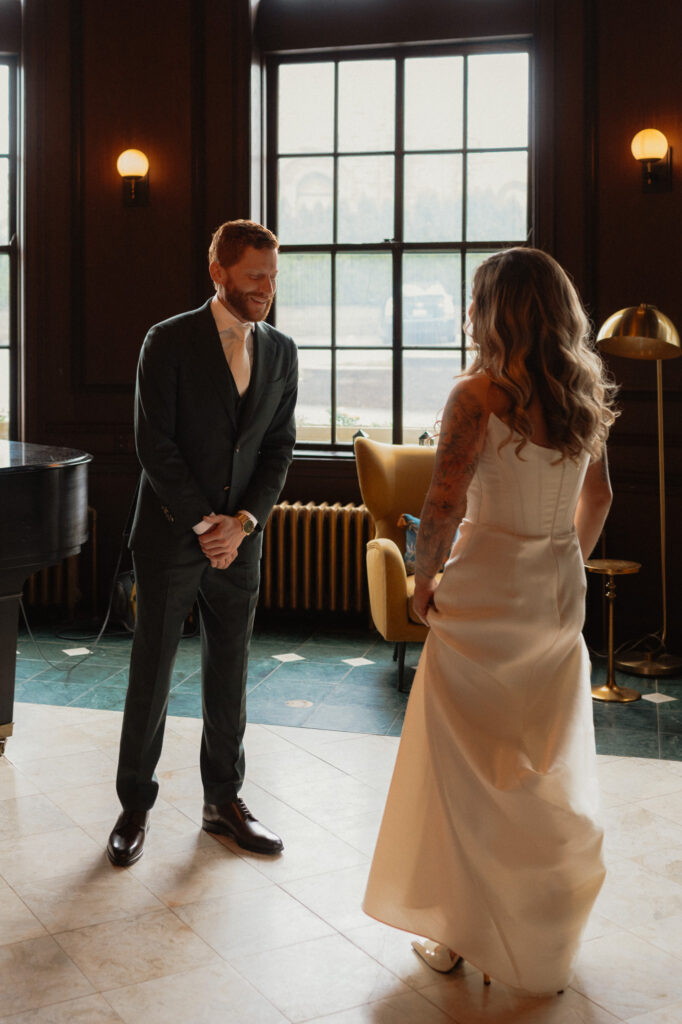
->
[393, 57, 405, 445]
[330, 61, 340, 445]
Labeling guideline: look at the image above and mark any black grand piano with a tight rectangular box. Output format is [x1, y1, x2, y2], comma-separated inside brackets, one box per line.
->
[0, 441, 91, 754]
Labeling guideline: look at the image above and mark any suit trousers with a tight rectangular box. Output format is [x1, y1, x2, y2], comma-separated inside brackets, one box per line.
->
[115, 548, 260, 812]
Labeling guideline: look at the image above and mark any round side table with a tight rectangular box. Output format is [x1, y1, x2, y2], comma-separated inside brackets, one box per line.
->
[585, 559, 642, 702]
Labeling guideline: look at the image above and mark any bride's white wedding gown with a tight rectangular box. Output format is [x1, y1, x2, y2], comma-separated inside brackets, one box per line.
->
[363, 412, 605, 995]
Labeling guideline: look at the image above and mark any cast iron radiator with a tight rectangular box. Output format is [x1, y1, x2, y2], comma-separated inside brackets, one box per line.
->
[23, 507, 98, 618]
[260, 501, 372, 613]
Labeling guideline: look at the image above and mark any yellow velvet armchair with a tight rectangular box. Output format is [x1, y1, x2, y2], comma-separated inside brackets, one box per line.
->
[354, 436, 439, 691]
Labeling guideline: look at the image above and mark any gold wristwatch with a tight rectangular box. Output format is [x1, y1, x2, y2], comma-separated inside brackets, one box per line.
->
[236, 511, 255, 535]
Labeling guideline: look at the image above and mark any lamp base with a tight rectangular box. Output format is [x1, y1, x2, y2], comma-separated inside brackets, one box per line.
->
[615, 648, 682, 677]
[591, 682, 641, 703]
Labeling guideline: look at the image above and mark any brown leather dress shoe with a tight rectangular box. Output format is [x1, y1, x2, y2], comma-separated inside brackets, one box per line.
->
[107, 809, 150, 866]
[202, 799, 283, 855]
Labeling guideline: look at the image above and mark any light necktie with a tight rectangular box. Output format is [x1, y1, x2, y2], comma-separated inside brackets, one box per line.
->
[221, 324, 251, 397]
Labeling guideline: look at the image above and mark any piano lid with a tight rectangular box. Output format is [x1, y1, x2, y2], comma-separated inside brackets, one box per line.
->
[0, 440, 92, 473]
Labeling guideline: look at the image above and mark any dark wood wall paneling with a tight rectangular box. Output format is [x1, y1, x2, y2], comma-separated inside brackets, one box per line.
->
[590, 0, 682, 645]
[18, 0, 682, 645]
[22, 0, 255, 607]
[0, 1, 20, 54]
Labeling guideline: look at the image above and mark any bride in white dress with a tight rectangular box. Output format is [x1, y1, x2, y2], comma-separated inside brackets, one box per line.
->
[363, 248, 617, 996]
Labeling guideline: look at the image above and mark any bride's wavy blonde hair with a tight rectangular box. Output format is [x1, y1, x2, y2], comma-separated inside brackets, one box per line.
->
[466, 247, 618, 460]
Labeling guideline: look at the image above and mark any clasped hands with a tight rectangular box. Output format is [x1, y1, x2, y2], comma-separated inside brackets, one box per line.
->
[198, 514, 244, 570]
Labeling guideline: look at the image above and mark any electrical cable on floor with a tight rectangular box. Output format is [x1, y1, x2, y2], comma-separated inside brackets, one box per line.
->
[19, 531, 127, 671]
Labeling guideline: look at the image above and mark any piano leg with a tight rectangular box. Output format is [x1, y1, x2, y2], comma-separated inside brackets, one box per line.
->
[0, 569, 34, 756]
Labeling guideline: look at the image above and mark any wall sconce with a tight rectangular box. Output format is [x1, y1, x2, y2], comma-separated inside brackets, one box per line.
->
[116, 149, 149, 206]
[631, 129, 672, 193]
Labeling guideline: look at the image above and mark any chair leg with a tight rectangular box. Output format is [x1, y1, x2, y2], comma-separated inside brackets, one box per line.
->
[392, 643, 399, 662]
[396, 642, 407, 692]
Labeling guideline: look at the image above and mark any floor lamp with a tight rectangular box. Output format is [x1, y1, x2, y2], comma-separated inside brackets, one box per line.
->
[597, 304, 681, 676]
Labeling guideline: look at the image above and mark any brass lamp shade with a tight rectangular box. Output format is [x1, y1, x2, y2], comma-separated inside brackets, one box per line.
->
[597, 304, 681, 361]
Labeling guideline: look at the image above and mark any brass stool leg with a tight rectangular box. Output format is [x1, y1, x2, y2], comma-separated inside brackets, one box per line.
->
[592, 575, 641, 703]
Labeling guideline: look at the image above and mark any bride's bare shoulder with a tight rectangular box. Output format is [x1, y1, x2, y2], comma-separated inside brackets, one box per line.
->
[447, 373, 493, 414]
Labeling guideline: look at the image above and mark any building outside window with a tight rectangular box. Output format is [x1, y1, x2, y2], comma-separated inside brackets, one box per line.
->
[267, 46, 531, 447]
[0, 57, 17, 441]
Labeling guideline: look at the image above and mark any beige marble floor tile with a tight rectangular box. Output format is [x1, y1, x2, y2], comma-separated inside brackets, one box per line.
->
[597, 761, 682, 808]
[71, 711, 124, 747]
[633, 844, 682, 887]
[242, 721, 301, 757]
[329, 808, 383, 857]
[283, 863, 372, 933]
[126, 804, 215, 855]
[0, 879, 46, 945]
[156, 732, 202, 774]
[230, 933, 409, 1022]
[593, 858, 682, 930]
[0, 993, 126, 1024]
[311, 733, 399, 791]
[103, 961, 287, 1024]
[422, 972, 623, 1023]
[0, 792, 74, 839]
[235, 777, 321, 833]
[304, 988, 459, 1023]
[3, 724, 99, 766]
[175, 882, 334, 959]
[631, 912, 682, 961]
[625, 1002, 682, 1024]
[129, 842, 270, 906]
[164, 714, 203, 742]
[11, 703, 78, 729]
[247, 743, 349, 795]
[0, 826, 104, 888]
[581, 911, 623, 943]
[0, 935, 94, 1016]
[572, 931, 682, 1019]
[215, 807, 368, 883]
[12, 749, 115, 794]
[639, 789, 682, 829]
[600, 803, 682, 865]
[155, 764, 205, 804]
[294, 776, 388, 832]
[0, 760, 39, 801]
[18, 862, 164, 932]
[343, 920, 478, 992]
[54, 908, 218, 990]
[49, 781, 132, 827]
[263, 723, 370, 755]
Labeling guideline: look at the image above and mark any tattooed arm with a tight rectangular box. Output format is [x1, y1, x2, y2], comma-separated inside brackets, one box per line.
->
[574, 448, 613, 559]
[413, 380, 488, 622]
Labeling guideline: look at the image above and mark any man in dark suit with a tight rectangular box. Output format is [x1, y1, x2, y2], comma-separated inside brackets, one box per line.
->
[107, 220, 297, 866]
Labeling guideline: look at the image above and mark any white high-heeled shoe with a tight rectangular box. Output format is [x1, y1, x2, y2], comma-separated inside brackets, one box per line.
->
[411, 939, 462, 973]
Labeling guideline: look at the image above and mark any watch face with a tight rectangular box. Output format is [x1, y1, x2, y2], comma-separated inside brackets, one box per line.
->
[241, 515, 255, 534]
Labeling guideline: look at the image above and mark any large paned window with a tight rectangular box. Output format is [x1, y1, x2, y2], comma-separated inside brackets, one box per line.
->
[267, 46, 530, 447]
[0, 58, 17, 441]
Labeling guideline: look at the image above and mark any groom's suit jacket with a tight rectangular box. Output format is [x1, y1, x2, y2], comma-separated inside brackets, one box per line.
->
[129, 297, 298, 565]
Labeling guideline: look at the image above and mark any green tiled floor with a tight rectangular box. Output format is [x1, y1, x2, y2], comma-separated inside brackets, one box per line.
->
[14, 615, 682, 757]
